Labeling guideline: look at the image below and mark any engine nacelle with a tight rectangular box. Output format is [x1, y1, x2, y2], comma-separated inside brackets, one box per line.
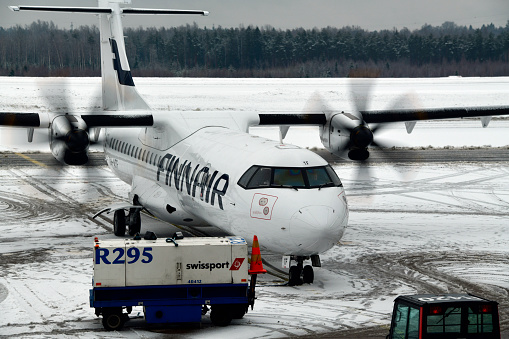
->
[50, 115, 90, 165]
[320, 112, 373, 161]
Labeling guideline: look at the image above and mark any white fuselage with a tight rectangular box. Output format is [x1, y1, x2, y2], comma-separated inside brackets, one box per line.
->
[103, 113, 348, 256]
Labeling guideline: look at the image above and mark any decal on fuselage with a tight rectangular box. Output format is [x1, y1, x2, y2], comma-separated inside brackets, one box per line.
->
[156, 153, 229, 210]
[250, 193, 278, 220]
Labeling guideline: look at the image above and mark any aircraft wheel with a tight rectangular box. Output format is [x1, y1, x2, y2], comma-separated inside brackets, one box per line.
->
[288, 266, 303, 286]
[113, 210, 126, 237]
[210, 305, 232, 326]
[128, 209, 141, 236]
[303, 265, 314, 284]
[102, 308, 125, 331]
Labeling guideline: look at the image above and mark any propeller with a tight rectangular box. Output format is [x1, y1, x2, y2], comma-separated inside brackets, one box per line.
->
[33, 78, 102, 165]
[347, 78, 394, 162]
[27, 79, 106, 205]
[308, 77, 421, 183]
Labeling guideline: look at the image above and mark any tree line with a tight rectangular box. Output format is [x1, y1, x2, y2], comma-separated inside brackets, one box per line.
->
[1, 20, 508, 77]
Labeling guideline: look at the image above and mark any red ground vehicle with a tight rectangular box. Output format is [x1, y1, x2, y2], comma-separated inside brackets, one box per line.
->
[387, 293, 500, 339]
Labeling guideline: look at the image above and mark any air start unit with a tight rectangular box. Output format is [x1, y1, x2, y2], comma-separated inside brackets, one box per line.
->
[89, 234, 263, 330]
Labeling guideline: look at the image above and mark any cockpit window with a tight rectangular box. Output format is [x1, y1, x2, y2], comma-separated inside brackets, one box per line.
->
[325, 166, 343, 187]
[306, 167, 332, 187]
[237, 165, 258, 187]
[248, 167, 272, 187]
[273, 168, 306, 188]
[238, 165, 343, 189]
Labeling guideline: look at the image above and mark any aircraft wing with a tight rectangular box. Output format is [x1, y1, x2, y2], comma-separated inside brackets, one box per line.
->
[256, 105, 509, 126]
[360, 106, 509, 123]
[0, 112, 153, 128]
[0, 112, 49, 127]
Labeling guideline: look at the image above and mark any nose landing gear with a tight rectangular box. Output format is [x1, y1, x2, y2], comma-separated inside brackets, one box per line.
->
[127, 207, 141, 236]
[111, 206, 142, 237]
[93, 203, 144, 237]
[287, 255, 320, 286]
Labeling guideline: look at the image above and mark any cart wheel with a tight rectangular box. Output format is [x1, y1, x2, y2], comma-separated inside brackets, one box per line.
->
[113, 210, 126, 237]
[102, 311, 125, 331]
[210, 305, 232, 326]
[231, 304, 247, 319]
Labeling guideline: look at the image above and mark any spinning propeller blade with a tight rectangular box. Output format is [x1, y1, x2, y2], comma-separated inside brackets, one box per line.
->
[310, 77, 422, 182]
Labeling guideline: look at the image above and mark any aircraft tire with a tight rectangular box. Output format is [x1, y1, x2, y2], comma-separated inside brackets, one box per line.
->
[113, 210, 126, 237]
[288, 266, 303, 286]
[128, 209, 141, 236]
[303, 265, 314, 284]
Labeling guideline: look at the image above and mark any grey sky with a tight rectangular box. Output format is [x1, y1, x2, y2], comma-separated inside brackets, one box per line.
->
[0, 0, 507, 31]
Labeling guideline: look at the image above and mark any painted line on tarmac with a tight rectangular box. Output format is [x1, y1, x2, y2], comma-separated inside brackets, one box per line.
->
[14, 153, 49, 169]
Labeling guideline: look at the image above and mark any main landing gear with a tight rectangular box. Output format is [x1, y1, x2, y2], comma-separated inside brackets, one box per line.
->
[113, 207, 141, 237]
[288, 255, 321, 286]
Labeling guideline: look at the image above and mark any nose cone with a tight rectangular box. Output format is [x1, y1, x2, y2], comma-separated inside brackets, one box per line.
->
[290, 204, 347, 255]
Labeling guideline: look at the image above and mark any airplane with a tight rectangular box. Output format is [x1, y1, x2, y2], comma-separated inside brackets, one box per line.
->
[2, 0, 509, 286]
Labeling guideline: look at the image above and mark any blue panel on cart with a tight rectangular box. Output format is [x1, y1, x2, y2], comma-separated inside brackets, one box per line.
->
[144, 305, 202, 323]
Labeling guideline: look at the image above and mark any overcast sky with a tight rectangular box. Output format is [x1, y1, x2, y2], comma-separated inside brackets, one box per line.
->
[0, 0, 507, 31]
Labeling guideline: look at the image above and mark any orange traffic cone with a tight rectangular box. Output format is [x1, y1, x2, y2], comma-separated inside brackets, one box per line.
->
[249, 235, 267, 275]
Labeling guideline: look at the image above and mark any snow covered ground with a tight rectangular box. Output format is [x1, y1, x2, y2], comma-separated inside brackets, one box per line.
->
[0, 77, 508, 338]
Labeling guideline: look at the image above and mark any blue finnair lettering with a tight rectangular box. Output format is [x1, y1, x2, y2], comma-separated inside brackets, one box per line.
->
[156, 153, 229, 210]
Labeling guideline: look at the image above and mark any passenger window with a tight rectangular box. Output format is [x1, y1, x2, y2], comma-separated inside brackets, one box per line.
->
[248, 167, 271, 188]
[273, 168, 305, 187]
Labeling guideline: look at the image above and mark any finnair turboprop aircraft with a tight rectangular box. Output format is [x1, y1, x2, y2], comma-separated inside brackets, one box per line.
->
[3, 1, 509, 285]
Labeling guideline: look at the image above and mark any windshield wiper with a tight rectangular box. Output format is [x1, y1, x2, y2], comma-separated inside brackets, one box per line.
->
[436, 308, 459, 325]
[318, 182, 335, 190]
[273, 184, 299, 191]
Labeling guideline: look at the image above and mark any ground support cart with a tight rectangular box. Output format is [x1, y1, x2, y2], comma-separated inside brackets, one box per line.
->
[89, 234, 260, 330]
[90, 283, 249, 330]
